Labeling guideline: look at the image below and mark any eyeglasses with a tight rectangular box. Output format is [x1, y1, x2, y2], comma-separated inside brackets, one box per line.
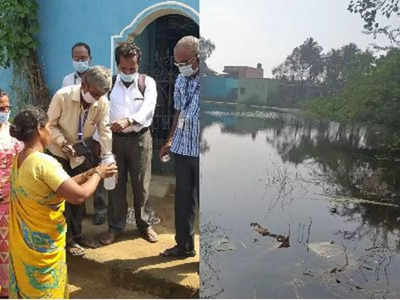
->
[174, 56, 196, 67]
[0, 106, 11, 113]
[73, 57, 90, 62]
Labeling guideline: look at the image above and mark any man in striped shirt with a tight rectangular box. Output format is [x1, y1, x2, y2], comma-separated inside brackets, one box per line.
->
[160, 36, 200, 258]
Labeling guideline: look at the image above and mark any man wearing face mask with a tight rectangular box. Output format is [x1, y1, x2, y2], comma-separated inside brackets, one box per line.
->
[99, 42, 159, 245]
[159, 36, 200, 258]
[61, 42, 107, 226]
[47, 66, 112, 256]
[62, 42, 92, 87]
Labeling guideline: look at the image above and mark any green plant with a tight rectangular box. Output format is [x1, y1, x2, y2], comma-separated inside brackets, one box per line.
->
[0, 0, 50, 108]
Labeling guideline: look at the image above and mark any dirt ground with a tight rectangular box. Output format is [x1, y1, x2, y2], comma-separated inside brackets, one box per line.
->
[67, 175, 199, 298]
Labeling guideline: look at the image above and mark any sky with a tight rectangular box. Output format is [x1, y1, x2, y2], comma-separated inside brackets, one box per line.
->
[200, 0, 396, 77]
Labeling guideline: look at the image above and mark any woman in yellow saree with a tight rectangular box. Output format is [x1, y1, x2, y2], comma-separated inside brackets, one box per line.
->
[8, 107, 116, 298]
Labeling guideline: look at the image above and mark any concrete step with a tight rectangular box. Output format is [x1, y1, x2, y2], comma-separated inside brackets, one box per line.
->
[68, 261, 157, 298]
[68, 173, 198, 298]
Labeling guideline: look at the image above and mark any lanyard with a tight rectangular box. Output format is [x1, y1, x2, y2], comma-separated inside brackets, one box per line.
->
[77, 109, 89, 141]
[182, 77, 199, 112]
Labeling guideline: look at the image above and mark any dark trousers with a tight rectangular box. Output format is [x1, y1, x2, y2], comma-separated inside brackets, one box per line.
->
[108, 130, 153, 233]
[51, 154, 107, 243]
[174, 154, 199, 251]
[93, 184, 107, 215]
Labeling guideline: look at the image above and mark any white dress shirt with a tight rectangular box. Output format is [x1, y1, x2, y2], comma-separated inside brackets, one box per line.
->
[62, 72, 82, 87]
[109, 74, 157, 133]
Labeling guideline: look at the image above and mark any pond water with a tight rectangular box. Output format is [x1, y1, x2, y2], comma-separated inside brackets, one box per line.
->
[200, 102, 400, 299]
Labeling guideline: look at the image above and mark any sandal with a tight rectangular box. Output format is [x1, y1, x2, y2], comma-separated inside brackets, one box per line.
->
[140, 227, 158, 243]
[99, 231, 119, 245]
[78, 237, 101, 249]
[67, 241, 85, 256]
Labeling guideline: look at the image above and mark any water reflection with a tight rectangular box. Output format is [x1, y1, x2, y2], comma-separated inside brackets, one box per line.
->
[200, 219, 229, 298]
[201, 102, 400, 202]
[200, 102, 400, 298]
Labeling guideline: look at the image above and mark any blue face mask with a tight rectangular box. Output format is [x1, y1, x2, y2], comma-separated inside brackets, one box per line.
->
[72, 60, 90, 73]
[120, 72, 137, 83]
[0, 111, 10, 124]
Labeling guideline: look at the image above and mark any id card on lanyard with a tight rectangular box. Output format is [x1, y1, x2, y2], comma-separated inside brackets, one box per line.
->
[177, 113, 185, 129]
[177, 78, 196, 129]
[78, 109, 89, 141]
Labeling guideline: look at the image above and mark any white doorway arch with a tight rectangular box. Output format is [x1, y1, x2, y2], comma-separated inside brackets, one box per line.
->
[110, 1, 199, 73]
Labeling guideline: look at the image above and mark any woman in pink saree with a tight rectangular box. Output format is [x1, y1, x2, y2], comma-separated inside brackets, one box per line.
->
[0, 90, 23, 297]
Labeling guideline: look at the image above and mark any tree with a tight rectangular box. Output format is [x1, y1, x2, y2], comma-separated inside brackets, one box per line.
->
[306, 48, 400, 138]
[0, 0, 50, 108]
[272, 37, 323, 83]
[348, 0, 400, 46]
[199, 36, 217, 76]
[272, 38, 324, 105]
[322, 43, 375, 95]
[347, 48, 400, 130]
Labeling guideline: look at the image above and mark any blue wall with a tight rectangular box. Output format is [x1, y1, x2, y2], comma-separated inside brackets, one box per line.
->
[201, 76, 238, 101]
[0, 68, 13, 101]
[0, 0, 199, 97]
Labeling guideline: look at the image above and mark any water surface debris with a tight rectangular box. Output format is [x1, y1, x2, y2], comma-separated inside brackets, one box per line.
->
[321, 195, 400, 208]
[251, 222, 290, 248]
[250, 222, 269, 236]
[308, 242, 345, 259]
[213, 237, 236, 252]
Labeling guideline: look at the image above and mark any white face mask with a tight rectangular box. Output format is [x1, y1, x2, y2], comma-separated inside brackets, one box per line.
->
[119, 72, 137, 83]
[81, 90, 97, 104]
[73, 60, 90, 73]
[179, 64, 198, 77]
[0, 111, 10, 124]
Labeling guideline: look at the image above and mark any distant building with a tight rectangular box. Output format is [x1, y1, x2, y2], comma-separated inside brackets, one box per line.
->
[223, 63, 264, 79]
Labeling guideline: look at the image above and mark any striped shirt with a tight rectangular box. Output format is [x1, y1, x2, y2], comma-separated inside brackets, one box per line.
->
[170, 73, 200, 157]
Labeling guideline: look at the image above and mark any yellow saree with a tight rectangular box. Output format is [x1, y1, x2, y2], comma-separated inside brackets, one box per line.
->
[9, 151, 70, 298]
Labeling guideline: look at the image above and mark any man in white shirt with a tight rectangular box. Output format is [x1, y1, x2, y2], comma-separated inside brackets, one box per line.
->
[48, 65, 113, 255]
[99, 42, 158, 244]
[62, 42, 92, 87]
[61, 42, 108, 226]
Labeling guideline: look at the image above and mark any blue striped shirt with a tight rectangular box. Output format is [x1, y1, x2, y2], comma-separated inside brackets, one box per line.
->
[170, 73, 200, 157]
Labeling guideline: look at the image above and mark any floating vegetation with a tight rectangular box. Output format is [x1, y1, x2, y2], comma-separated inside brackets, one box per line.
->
[321, 195, 400, 208]
[251, 222, 291, 248]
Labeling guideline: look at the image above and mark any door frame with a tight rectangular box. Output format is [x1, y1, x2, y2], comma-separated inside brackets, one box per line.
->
[110, 1, 199, 74]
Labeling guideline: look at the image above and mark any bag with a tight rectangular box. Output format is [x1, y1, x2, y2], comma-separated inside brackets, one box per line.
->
[72, 138, 101, 168]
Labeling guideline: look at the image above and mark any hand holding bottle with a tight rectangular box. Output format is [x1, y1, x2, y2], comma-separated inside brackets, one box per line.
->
[93, 163, 117, 179]
[102, 154, 118, 190]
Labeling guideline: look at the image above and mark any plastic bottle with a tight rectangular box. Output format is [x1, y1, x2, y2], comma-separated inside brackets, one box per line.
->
[102, 153, 117, 190]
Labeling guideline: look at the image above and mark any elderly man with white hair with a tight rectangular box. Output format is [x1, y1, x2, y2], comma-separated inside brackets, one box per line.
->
[47, 65, 113, 256]
[159, 35, 200, 258]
